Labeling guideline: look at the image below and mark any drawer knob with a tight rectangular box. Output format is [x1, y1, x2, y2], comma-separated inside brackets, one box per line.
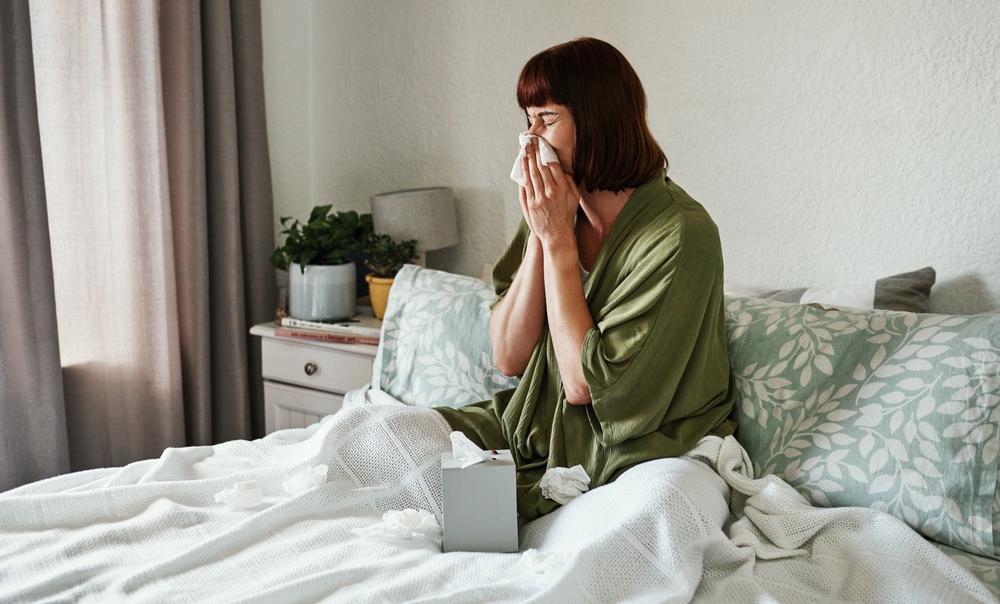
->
[303, 362, 318, 376]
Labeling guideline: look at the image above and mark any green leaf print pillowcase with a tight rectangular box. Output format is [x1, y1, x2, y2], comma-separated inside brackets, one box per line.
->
[725, 296, 1000, 558]
[371, 265, 518, 409]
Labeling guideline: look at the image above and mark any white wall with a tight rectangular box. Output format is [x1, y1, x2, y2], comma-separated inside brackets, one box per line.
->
[261, 0, 1000, 313]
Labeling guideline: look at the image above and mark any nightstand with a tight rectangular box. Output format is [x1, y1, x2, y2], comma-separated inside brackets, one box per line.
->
[250, 319, 379, 435]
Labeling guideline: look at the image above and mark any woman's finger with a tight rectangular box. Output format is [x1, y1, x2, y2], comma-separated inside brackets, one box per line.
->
[545, 156, 566, 188]
[564, 170, 580, 198]
[526, 142, 545, 201]
[521, 153, 535, 200]
[532, 143, 555, 197]
[518, 184, 531, 223]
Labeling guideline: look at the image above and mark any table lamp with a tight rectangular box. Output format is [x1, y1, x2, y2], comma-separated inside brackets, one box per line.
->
[370, 187, 459, 267]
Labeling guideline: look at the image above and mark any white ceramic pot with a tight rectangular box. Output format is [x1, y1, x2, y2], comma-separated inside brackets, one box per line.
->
[288, 261, 356, 321]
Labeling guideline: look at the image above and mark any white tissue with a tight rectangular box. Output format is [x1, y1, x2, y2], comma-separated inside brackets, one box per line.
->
[539, 465, 591, 505]
[283, 464, 328, 496]
[510, 132, 560, 186]
[449, 431, 493, 469]
[214, 480, 263, 510]
[518, 548, 568, 575]
[351, 509, 442, 543]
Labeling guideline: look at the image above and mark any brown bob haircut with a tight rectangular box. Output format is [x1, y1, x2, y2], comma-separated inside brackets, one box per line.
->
[517, 37, 667, 193]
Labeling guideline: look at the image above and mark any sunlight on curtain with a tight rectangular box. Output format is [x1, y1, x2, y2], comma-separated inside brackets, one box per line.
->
[30, 0, 185, 470]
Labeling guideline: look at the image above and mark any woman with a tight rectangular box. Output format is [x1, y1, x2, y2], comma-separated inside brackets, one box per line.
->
[436, 38, 737, 520]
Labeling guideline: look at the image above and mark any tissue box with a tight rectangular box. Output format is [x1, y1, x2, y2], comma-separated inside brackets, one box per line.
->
[441, 450, 518, 553]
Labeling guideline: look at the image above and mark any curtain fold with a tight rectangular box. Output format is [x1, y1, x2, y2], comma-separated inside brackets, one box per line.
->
[159, 0, 276, 445]
[18, 0, 276, 477]
[159, 0, 275, 447]
[0, 0, 70, 491]
[201, 0, 256, 443]
[226, 0, 275, 440]
[159, 0, 213, 447]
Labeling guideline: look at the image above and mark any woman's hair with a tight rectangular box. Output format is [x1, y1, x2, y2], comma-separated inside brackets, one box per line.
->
[517, 37, 667, 193]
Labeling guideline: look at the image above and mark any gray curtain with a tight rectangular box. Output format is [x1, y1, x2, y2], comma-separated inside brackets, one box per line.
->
[160, 0, 276, 445]
[0, 0, 275, 487]
[0, 0, 70, 491]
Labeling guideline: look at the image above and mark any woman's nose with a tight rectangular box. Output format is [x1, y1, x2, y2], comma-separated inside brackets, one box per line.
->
[527, 123, 542, 136]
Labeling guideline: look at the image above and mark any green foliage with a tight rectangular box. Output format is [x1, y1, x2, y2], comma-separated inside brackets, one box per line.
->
[364, 234, 418, 278]
[270, 207, 374, 272]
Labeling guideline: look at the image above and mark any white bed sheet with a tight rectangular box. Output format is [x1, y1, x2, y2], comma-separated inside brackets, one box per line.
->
[0, 404, 995, 603]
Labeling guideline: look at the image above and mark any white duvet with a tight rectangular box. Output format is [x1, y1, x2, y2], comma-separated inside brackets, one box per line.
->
[0, 404, 995, 603]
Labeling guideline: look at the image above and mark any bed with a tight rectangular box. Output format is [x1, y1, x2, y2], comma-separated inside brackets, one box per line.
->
[1, 265, 999, 603]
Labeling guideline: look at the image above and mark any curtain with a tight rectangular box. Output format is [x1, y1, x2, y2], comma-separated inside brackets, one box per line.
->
[159, 0, 276, 446]
[0, 0, 70, 492]
[16, 0, 276, 476]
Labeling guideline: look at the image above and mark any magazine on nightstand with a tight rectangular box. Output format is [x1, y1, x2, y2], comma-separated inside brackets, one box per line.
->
[276, 313, 382, 345]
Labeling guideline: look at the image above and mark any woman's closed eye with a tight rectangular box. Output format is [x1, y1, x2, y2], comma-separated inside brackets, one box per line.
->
[528, 111, 559, 126]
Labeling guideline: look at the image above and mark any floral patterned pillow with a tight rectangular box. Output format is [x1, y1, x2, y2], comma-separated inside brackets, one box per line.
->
[371, 265, 518, 409]
[725, 296, 1000, 558]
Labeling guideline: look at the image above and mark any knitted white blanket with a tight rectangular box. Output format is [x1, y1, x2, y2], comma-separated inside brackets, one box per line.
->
[0, 405, 994, 603]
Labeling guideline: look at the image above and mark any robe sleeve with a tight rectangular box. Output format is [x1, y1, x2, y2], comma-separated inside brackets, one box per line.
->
[581, 207, 730, 448]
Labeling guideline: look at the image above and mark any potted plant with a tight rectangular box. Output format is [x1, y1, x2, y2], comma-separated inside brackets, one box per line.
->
[270, 206, 373, 321]
[364, 234, 418, 319]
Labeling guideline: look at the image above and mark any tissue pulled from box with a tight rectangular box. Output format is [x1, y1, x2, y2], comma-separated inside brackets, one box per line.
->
[539, 465, 591, 505]
[214, 480, 263, 510]
[449, 431, 493, 469]
[351, 509, 442, 543]
[518, 548, 568, 575]
[510, 132, 560, 186]
[283, 464, 328, 496]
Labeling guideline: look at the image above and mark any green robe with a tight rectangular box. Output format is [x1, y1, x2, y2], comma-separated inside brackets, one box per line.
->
[436, 171, 736, 520]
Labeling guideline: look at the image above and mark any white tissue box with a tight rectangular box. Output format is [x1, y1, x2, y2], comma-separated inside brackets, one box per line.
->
[441, 450, 518, 553]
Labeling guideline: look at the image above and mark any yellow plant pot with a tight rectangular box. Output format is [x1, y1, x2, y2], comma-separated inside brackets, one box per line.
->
[366, 274, 394, 320]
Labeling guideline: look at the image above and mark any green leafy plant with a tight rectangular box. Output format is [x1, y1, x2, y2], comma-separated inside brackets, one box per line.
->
[364, 234, 418, 278]
[269, 206, 374, 272]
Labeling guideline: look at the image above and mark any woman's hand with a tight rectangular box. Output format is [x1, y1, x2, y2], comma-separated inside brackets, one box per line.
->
[519, 139, 581, 249]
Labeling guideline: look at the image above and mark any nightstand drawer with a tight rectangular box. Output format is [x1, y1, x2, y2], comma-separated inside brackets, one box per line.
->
[261, 337, 374, 394]
[263, 380, 343, 434]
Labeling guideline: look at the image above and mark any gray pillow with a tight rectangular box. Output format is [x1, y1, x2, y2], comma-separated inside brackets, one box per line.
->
[725, 267, 936, 313]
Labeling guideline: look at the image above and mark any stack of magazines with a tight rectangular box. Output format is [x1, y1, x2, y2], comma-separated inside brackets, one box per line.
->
[275, 315, 382, 346]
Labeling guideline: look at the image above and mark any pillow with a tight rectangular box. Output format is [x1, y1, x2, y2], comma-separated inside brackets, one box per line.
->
[371, 265, 519, 408]
[725, 267, 936, 313]
[725, 295, 1000, 558]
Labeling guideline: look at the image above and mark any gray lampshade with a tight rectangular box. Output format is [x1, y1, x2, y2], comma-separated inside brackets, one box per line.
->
[370, 187, 459, 252]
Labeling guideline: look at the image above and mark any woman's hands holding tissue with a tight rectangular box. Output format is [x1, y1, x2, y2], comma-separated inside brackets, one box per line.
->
[519, 137, 582, 250]
[493, 111, 597, 405]
[491, 135, 584, 384]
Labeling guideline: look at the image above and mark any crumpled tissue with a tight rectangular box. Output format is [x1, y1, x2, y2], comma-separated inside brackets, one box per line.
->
[518, 548, 568, 575]
[450, 431, 493, 469]
[539, 465, 591, 505]
[283, 464, 328, 496]
[351, 509, 442, 543]
[510, 132, 560, 186]
[214, 480, 263, 510]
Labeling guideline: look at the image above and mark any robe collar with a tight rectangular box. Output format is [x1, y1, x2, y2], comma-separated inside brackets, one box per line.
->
[582, 170, 672, 300]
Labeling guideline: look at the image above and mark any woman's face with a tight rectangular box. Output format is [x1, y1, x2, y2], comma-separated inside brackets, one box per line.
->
[525, 103, 575, 175]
